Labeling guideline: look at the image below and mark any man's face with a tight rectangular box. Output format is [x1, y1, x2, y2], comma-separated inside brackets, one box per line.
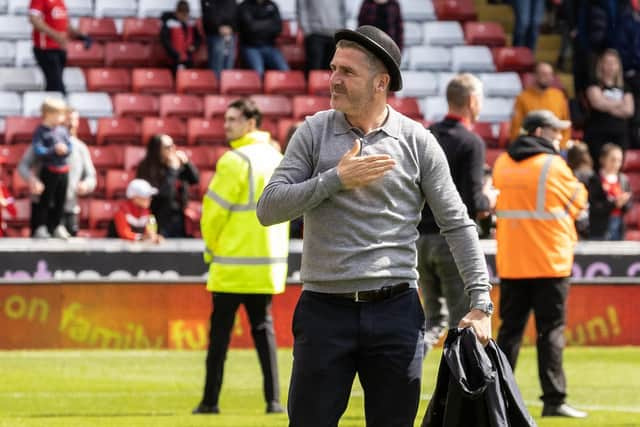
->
[329, 47, 378, 116]
[540, 126, 563, 150]
[66, 111, 79, 133]
[224, 107, 251, 141]
[535, 63, 554, 90]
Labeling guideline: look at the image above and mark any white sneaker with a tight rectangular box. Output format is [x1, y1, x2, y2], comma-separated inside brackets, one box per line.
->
[53, 225, 71, 240]
[33, 225, 51, 239]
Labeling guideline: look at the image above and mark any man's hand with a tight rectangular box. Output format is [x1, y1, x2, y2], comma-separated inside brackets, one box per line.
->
[616, 192, 631, 208]
[458, 309, 492, 346]
[76, 181, 90, 196]
[29, 177, 44, 195]
[219, 25, 233, 37]
[337, 139, 396, 189]
[52, 30, 68, 49]
[54, 142, 68, 155]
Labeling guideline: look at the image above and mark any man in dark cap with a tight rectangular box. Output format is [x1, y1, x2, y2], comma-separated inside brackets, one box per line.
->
[493, 109, 588, 419]
[258, 25, 494, 426]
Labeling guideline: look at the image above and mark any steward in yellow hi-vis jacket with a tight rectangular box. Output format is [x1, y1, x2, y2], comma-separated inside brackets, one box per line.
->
[193, 99, 288, 416]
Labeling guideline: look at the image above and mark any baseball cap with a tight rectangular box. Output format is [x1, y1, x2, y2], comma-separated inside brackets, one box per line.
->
[522, 110, 571, 133]
[126, 179, 158, 199]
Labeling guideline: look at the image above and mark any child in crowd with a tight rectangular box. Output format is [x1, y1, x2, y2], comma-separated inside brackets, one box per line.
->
[0, 155, 17, 237]
[108, 179, 163, 243]
[31, 98, 72, 239]
[587, 143, 633, 240]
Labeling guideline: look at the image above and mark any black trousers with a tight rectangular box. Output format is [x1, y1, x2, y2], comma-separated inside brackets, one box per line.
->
[304, 34, 335, 73]
[496, 277, 570, 406]
[288, 289, 425, 427]
[33, 169, 68, 231]
[33, 48, 67, 94]
[201, 292, 280, 407]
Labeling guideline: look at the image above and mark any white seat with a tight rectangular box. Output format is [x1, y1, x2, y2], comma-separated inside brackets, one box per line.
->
[421, 96, 448, 122]
[0, 91, 21, 116]
[404, 22, 423, 47]
[478, 97, 515, 123]
[408, 46, 451, 71]
[63, 67, 86, 92]
[66, 0, 94, 16]
[95, 0, 138, 18]
[451, 46, 495, 72]
[480, 72, 523, 98]
[0, 41, 16, 66]
[274, 0, 295, 20]
[0, 15, 31, 39]
[68, 92, 113, 118]
[402, 0, 436, 21]
[0, 67, 44, 91]
[423, 21, 464, 46]
[22, 91, 64, 116]
[397, 71, 438, 98]
[137, 0, 175, 17]
[8, 0, 28, 15]
[15, 40, 36, 67]
[436, 72, 456, 96]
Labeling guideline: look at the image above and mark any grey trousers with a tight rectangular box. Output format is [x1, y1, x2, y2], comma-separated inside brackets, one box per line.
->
[416, 233, 469, 351]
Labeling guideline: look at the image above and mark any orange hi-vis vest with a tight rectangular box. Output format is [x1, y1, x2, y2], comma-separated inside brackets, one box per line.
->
[493, 152, 587, 279]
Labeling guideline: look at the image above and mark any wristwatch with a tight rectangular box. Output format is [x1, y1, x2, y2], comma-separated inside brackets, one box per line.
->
[473, 301, 494, 316]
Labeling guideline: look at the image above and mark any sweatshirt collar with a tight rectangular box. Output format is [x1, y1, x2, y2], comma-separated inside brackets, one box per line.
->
[333, 105, 401, 139]
[229, 130, 270, 149]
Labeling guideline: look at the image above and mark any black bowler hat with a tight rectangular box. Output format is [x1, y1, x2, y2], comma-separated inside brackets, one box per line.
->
[334, 25, 403, 91]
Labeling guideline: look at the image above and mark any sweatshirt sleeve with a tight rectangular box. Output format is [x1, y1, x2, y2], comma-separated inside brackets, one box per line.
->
[78, 142, 97, 192]
[114, 209, 140, 241]
[257, 120, 343, 226]
[419, 129, 492, 308]
[17, 145, 36, 182]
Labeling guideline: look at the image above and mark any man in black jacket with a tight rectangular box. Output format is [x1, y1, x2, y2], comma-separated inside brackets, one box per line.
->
[237, 0, 289, 78]
[201, 0, 237, 79]
[417, 73, 497, 353]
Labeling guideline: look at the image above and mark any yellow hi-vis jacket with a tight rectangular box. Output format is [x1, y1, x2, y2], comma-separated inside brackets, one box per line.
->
[201, 130, 289, 294]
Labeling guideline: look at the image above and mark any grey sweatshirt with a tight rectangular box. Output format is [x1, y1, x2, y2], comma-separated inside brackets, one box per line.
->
[297, 0, 346, 37]
[257, 107, 492, 308]
[18, 137, 97, 213]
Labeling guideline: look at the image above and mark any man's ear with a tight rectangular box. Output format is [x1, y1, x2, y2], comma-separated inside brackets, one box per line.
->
[376, 74, 390, 92]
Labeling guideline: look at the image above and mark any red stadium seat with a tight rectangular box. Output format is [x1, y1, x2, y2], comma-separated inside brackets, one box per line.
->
[78, 17, 119, 41]
[198, 170, 215, 198]
[105, 42, 152, 68]
[105, 169, 134, 199]
[178, 146, 218, 170]
[132, 68, 174, 94]
[308, 70, 331, 96]
[66, 41, 105, 67]
[184, 200, 202, 237]
[261, 118, 278, 143]
[292, 95, 331, 120]
[264, 70, 306, 95]
[122, 18, 162, 42]
[123, 145, 146, 171]
[624, 204, 640, 228]
[434, 0, 478, 22]
[4, 117, 39, 144]
[276, 118, 298, 147]
[141, 117, 187, 145]
[192, 44, 209, 68]
[485, 148, 504, 167]
[176, 69, 219, 95]
[279, 44, 305, 70]
[159, 94, 204, 119]
[220, 70, 262, 95]
[464, 22, 507, 47]
[472, 121, 510, 148]
[11, 168, 28, 197]
[76, 117, 94, 145]
[624, 230, 640, 240]
[3, 198, 30, 229]
[204, 95, 237, 118]
[88, 145, 125, 171]
[276, 20, 300, 45]
[250, 95, 292, 119]
[88, 199, 118, 229]
[96, 117, 141, 145]
[0, 144, 28, 169]
[85, 68, 132, 93]
[388, 97, 422, 120]
[628, 173, 640, 200]
[149, 42, 173, 67]
[187, 118, 226, 146]
[113, 93, 159, 118]
[210, 146, 230, 167]
[623, 149, 640, 172]
[492, 47, 535, 72]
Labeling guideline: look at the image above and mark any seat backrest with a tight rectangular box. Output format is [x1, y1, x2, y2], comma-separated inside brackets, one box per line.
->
[96, 117, 142, 145]
[220, 70, 262, 95]
[408, 46, 451, 71]
[159, 94, 204, 118]
[22, 91, 64, 116]
[66, 0, 94, 16]
[0, 41, 16, 66]
[0, 91, 22, 116]
[434, 0, 477, 22]
[63, 67, 87, 92]
[0, 144, 29, 168]
[95, 0, 138, 18]
[0, 67, 44, 92]
[88, 199, 118, 229]
[86, 68, 132, 93]
[387, 97, 422, 120]
[113, 93, 160, 118]
[492, 47, 535, 72]
[176, 69, 219, 95]
[88, 145, 125, 170]
[250, 94, 293, 119]
[141, 117, 187, 145]
[132, 68, 174, 93]
[105, 42, 152, 67]
[122, 18, 162, 42]
[402, 0, 436, 21]
[0, 15, 31, 39]
[5, 116, 40, 144]
[464, 21, 506, 47]
[186, 118, 226, 146]
[423, 21, 464, 46]
[203, 95, 237, 118]
[480, 72, 522, 98]
[623, 149, 640, 173]
[68, 93, 114, 118]
[66, 41, 105, 67]
[123, 145, 147, 171]
[78, 17, 120, 41]
[451, 45, 495, 72]
[398, 71, 438, 98]
[105, 169, 134, 199]
[307, 70, 331, 96]
[137, 0, 177, 17]
[264, 70, 306, 95]
[15, 40, 36, 67]
[292, 95, 330, 120]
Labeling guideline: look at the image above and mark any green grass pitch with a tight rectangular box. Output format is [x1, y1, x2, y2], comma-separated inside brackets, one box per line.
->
[0, 347, 638, 426]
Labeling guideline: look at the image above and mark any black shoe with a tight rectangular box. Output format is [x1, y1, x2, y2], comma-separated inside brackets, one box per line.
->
[542, 403, 588, 418]
[192, 403, 219, 414]
[266, 402, 284, 414]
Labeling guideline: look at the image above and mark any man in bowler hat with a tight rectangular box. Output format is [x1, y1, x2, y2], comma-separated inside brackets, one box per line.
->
[257, 26, 494, 426]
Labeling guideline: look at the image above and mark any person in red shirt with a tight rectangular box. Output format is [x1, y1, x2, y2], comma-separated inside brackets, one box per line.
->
[28, 0, 89, 94]
[0, 155, 17, 237]
[108, 179, 163, 243]
[160, 0, 202, 74]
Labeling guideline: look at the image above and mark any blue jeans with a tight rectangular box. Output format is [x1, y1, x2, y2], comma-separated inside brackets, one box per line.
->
[606, 215, 624, 240]
[511, 0, 545, 51]
[241, 45, 289, 78]
[206, 35, 236, 80]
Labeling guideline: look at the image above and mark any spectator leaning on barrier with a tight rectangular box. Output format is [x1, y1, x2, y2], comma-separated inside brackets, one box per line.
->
[19, 108, 96, 237]
[297, 0, 347, 73]
[108, 179, 163, 243]
[160, 0, 203, 74]
[193, 98, 289, 415]
[200, 0, 238, 80]
[493, 109, 588, 419]
[357, 0, 404, 52]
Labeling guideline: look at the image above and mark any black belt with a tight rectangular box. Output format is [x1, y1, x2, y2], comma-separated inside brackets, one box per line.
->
[329, 282, 411, 302]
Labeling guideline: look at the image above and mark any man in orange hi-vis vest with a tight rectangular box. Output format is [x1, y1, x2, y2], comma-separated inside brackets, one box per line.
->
[493, 110, 588, 419]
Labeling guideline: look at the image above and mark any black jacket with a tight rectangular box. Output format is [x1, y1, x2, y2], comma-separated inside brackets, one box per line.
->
[422, 328, 537, 427]
[587, 171, 632, 238]
[237, 0, 283, 46]
[200, 0, 237, 35]
[418, 117, 490, 234]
